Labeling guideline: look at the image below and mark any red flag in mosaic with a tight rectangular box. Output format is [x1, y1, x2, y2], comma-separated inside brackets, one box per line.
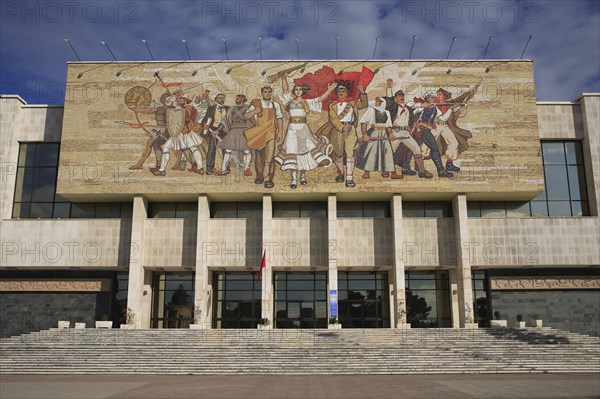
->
[292, 65, 375, 111]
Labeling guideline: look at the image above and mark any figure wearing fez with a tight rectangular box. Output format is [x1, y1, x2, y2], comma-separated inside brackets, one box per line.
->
[429, 85, 478, 172]
[383, 79, 433, 179]
[409, 93, 453, 178]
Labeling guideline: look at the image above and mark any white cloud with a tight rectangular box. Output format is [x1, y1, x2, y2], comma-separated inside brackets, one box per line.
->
[1, 0, 598, 103]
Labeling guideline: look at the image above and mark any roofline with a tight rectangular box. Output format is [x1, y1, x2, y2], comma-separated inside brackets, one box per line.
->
[537, 93, 600, 105]
[0, 94, 27, 104]
[22, 104, 64, 109]
[66, 58, 534, 64]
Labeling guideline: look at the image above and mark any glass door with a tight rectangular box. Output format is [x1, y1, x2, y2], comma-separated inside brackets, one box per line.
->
[212, 272, 261, 328]
[274, 272, 327, 328]
[151, 272, 194, 328]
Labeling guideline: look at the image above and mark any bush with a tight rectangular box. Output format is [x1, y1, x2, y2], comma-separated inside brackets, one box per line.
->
[516, 314, 523, 322]
[494, 311, 501, 320]
[258, 318, 270, 326]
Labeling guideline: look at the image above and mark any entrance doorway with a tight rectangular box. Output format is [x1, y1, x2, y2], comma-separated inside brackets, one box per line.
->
[338, 272, 390, 328]
[274, 272, 327, 328]
[212, 272, 261, 328]
[150, 272, 194, 328]
[405, 270, 451, 328]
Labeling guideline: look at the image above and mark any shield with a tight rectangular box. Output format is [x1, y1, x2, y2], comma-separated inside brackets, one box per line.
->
[124, 86, 152, 108]
[167, 108, 186, 138]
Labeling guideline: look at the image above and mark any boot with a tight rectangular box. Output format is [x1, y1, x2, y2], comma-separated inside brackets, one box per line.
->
[433, 157, 453, 178]
[390, 171, 403, 179]
[446, 161, 460, 172]
[414, 154, 433, 179]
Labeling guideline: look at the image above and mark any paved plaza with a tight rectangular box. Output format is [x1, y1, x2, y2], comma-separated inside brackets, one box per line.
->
[1, 373, 599, 399]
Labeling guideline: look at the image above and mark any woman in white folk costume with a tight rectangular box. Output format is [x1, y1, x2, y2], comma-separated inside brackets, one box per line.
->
[275, 75, 336, 189]
[355, 97, 395, 178]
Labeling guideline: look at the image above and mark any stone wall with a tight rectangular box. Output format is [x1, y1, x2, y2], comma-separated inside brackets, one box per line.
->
[143, 218, 197, 267]
[0, 292, 112, 338]
[490, 290, 600, 337]
[0, 219, 132, 268]
[468, 217, 600, 267]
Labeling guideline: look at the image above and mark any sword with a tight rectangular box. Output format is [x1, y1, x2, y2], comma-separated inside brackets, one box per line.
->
[362, 137, 405, 141]
[203, 118, 223, 143]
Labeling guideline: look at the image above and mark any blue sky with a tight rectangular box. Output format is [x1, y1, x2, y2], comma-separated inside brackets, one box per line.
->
[1, 0, 599, 104]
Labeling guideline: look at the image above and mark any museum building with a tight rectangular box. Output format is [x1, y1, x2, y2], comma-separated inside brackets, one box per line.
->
[0, 60, 598, 338]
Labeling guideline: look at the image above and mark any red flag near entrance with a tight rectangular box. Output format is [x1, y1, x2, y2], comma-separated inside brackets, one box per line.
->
[258, 250, 266, 281]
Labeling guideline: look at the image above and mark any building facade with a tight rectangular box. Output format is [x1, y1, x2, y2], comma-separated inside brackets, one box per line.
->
[1, 60, 598, 338]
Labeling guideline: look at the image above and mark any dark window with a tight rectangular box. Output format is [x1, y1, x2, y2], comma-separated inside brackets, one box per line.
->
[67, 202, 132, 219]
[469, 141, 589, 218]
[148, 202, 197, 219]
[273, 202, 327, 218]
[537, 141, 589, 216]
[402, 202, 453, 218]
[12, 142, 132, 219]
[13, 143, 60, 219]
[505, 201, 531, 218]
[337, 202, 390, 218]
[480, 202, 506, 218]
[210, 202, 262, 218]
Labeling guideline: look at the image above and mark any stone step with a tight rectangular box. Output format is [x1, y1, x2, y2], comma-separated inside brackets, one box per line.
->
[2, 327, 597, 375]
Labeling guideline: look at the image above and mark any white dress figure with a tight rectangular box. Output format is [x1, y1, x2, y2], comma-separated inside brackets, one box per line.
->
[356, 97, 395, 177]
[275, 78, 336, 189]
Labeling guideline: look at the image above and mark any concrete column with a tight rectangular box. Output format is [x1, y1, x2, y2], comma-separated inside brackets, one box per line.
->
[261, 194, 274, 327]
[391, 195, 409, 329]
[0, 96, 25, 220]
[448, 269, 461, 328]
[452, 194, 477, 328]
[126, 196, 152, 328]
[327, 195, 338, 322]
[194, 195, 211, 329]
[579, 95, 599, 216]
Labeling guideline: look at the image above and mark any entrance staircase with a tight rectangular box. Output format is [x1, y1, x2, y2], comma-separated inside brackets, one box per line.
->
[1, 328, 599, 374]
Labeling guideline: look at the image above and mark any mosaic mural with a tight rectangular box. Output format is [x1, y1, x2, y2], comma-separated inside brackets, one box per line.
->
[57, 60, 543, 197]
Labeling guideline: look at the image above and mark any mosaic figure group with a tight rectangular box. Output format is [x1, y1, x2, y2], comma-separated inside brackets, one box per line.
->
[128, 71, 479, 189]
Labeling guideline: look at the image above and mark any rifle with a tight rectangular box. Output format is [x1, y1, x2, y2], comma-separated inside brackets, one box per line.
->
[451, 78, 482, 119]
[266, 63, 307, 84]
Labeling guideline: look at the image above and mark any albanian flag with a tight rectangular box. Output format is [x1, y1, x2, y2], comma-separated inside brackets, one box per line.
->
[292, 65, 375, 111]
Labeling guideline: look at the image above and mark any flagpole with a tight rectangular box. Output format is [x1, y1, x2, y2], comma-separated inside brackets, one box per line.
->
[258, 249, 266, 281]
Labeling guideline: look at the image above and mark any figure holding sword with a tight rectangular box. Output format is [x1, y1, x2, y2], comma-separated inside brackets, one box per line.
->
[199, 93, 229, 175]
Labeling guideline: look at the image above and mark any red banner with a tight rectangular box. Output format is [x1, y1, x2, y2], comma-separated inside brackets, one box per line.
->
[293, 66, 375, 111]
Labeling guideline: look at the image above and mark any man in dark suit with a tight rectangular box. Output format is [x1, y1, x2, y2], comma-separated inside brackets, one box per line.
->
[199, 94, 229, 174]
